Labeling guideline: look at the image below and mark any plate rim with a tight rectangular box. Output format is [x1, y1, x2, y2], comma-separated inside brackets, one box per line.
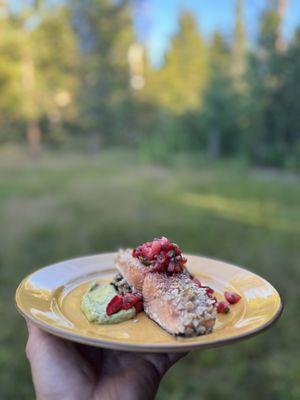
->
[15, 253, 284, 353]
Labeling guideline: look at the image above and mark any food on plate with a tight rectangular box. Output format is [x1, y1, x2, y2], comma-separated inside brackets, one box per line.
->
[215, 301, 230, 314]
[224, 291, 241, 304]
[142, 269, 215, 336]
[81, 236, 241, 337]
[81, 282, 137, 324]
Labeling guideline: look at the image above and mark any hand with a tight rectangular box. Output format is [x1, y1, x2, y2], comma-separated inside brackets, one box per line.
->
[25, 322, 186, 400]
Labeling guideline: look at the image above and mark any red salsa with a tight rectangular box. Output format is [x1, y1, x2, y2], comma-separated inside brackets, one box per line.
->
[132, 236, 187, 273]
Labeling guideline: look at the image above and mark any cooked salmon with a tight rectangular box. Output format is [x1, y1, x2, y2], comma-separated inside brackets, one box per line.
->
[115, 249, 216, 336]
[115, 249, 148, 292]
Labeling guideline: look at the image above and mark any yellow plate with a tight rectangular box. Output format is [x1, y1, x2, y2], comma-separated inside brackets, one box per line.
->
[15, 253, 283, 352]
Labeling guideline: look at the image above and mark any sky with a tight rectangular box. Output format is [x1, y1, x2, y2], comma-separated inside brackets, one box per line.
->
[9, 0, 300, 66]
[133, 0, 300, 66]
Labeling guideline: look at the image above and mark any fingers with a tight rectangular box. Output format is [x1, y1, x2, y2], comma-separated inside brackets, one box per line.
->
[25, 321, 48, 362]
[25, 321, 69, 366]
[25, 321, 92, 378]
[25, 321, 95, 400]
[139, 351, 188, 379]
[166, 351, 188, 366]
[76, 343, 103, 374]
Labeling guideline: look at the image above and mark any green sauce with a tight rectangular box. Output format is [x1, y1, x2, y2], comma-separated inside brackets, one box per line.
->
[81, 282, 135, 324]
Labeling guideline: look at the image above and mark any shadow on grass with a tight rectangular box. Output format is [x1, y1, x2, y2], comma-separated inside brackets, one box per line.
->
[177, 193, 300, 234]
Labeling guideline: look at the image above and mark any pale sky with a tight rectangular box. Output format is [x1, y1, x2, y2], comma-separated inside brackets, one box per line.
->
[10, 0, 300, 66]
[133, 0, 300, 66]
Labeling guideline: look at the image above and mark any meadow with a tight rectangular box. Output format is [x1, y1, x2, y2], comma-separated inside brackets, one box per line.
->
[0, 150, 299, 399]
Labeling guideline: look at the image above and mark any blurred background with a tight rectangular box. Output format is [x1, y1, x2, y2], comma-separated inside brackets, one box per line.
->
[1, 0, 299, 398]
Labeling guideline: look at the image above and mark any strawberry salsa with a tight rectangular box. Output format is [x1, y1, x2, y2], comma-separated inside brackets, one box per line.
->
[106, 292, 143, 316]
[131, 236, 241, 314]
[104, 237, 188, 317]
[106, 237, 241, 316]
[132, 236, 187, 273]
[81, 236, 241, 323]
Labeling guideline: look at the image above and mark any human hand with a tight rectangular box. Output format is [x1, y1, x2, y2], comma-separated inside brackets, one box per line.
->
[25, 321, 186, 400]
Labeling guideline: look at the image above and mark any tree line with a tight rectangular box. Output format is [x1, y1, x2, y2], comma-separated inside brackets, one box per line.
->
[0, 0, 299, 169]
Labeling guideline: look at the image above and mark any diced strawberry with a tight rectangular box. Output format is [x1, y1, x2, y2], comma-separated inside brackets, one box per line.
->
[151, 240, 161, 255]
[160, 236, 169, 245]
[122, 302, 133, 310]
[157, 253, 167, 265]
[224, 291, 241, 304]
[216, 301, 230, 314]
[157, 263, 166, 273]
[174, 245, 181, 255]
[174, 265, 182, 273]
[193, 278, 202, 287]
[132, 236, 186, 275]
[143, 246, 154, 259]
[193, 279, 214, 297]
[202, 286, 214, 296]
[161, 238, 173, 251]
[134, 301, 143, 313]
[106, 295, 124, 316]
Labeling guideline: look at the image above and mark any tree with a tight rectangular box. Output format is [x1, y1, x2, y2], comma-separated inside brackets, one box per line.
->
[144, 11, 208, 114]
[71, 0, 135, 146]
[279, 29, 300, 168]
[0, 5, 24, 142]
[246, 0, 287, 166]
[30, 6, 78, 146]
[200, 32, 242, 158]
[232, 0, 247, 85]
[0, 2, 78, 152]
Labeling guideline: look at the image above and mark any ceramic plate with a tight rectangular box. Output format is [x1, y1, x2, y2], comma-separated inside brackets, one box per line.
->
[15, 253, 283, 352]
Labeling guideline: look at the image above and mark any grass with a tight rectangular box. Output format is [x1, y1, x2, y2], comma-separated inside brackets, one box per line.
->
[0, 150, 299, 399]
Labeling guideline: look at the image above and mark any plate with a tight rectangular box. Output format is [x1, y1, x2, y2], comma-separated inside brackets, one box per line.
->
[15, 253, 283, 352]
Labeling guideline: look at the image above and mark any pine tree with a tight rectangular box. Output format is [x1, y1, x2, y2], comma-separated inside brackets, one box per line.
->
[280, 28, 300, 168]
[232, 0, 246, 84]
[30, 6, 78, 145]
[259, 0, 281, 53]
[201, 32, 241, 157]
[0, 2, 78, 152]
[275, 0, 288, 52]
[145, 11, 208, 114]
[0, 6, 24, 142]
[246, 0, 287, 166]
[71, 0, 134, 146]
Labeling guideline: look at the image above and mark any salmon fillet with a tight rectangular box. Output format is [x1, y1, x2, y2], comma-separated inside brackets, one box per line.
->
[115, 249, 216, 336]
[115, 249, 148, 292]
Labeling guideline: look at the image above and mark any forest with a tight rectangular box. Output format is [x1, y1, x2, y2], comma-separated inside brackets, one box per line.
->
[0, 0, 299, 169]
[1, 2, 300, 399]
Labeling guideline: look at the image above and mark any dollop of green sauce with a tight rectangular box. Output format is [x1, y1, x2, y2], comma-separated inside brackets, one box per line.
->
[81, 282, 135, 324]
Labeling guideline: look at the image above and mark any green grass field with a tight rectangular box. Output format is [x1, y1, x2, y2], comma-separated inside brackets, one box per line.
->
[0, 150, 299, 399]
